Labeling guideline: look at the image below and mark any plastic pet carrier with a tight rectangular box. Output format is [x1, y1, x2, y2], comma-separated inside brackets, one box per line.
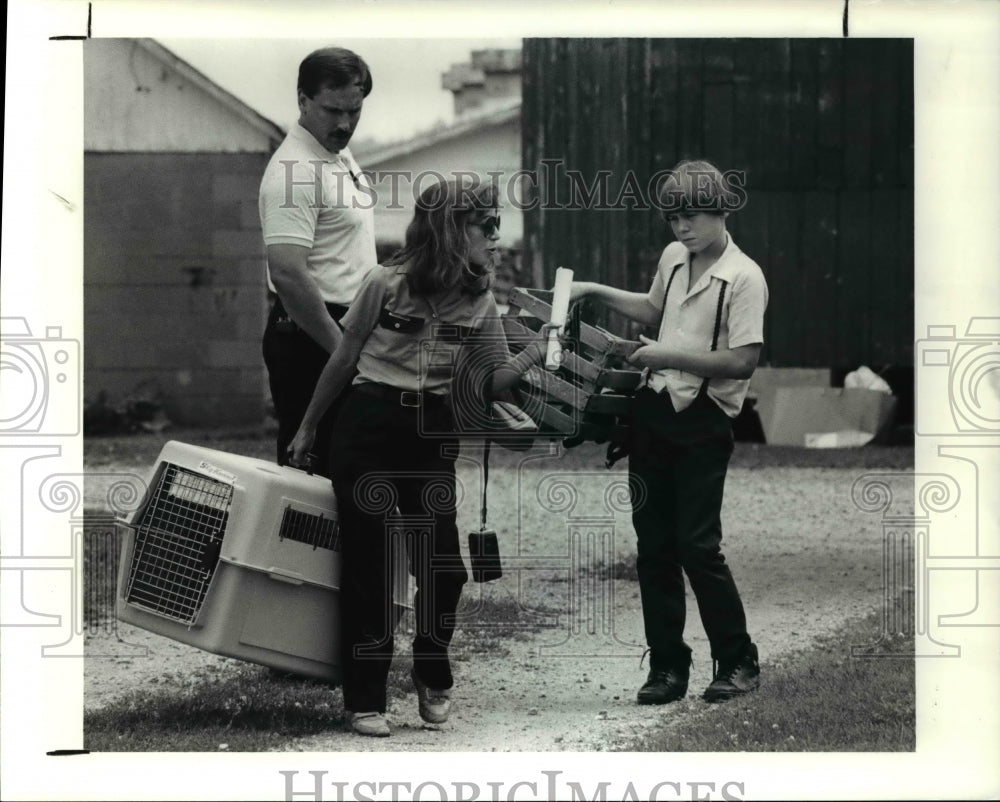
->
[115, 441, 412, 682]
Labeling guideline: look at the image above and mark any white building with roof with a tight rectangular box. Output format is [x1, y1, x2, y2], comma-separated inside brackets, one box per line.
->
[356, 98, 522, 249]
[84, 38, 284, 428]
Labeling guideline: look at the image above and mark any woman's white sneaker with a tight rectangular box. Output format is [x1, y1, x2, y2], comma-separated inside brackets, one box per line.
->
[348, 711, 391, 737]
[411, 668, 452, 724]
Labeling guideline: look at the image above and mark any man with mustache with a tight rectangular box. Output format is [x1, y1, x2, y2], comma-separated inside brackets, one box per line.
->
[259, 47, 377, 476]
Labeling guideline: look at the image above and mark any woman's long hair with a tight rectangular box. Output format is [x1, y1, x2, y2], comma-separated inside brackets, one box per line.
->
[385, 177, 497, 297]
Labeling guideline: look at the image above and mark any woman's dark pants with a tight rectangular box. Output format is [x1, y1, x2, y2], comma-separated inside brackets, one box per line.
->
[329, 386, 467, 714]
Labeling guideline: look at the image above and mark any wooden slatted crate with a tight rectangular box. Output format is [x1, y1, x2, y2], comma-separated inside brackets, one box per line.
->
[502, 287, 643, 444]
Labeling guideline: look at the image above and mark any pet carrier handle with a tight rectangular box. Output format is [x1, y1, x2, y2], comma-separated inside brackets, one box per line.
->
[284, 449, 318, 476]
[287, 452, 317, 475]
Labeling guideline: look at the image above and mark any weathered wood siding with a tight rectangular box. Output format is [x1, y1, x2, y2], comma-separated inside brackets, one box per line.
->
[522, 38, 913, 370]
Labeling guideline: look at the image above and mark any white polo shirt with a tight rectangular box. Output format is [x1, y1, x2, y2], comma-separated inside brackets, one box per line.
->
[258, 123, 377, 305]
[645, 234, 768, 417]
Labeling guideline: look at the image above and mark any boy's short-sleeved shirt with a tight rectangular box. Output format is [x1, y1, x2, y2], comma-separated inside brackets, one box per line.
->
[646, 234, 768, 417]
[258, 123, 377, 305]
[340, 263, 508, 394]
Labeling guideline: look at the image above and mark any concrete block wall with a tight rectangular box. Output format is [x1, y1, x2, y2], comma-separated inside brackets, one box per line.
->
[84, 152, 271, 427]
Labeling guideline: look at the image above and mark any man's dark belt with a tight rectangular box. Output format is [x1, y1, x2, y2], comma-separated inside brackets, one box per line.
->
[355, 382, 448, 408]
[270, 295, 349, 328]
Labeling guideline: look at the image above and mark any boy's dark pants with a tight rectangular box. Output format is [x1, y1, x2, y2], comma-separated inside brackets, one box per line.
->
[329, 386, 468, 714]
[628, 387, 752, 668]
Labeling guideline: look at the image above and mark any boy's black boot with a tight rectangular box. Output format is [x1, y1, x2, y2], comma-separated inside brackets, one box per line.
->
[702, 643, 760, 703]
[637, 652, 690, 705]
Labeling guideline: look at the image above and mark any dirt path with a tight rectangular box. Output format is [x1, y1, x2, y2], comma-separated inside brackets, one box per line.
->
[86, 459, 894, 751]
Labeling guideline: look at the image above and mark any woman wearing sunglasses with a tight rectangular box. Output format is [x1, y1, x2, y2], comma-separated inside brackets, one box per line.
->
[288, 176, 550, 737]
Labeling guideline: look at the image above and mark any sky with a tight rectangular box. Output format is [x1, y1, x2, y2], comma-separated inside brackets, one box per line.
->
[159, 37, 522, 147]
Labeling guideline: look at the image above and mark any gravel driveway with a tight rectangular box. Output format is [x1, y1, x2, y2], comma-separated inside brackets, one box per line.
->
[84, 437, 912, 751]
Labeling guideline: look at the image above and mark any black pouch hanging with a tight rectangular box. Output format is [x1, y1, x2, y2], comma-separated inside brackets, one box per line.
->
[468, 439, 502, 582]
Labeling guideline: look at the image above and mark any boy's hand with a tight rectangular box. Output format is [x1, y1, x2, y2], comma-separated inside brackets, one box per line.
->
[627, 334, 670, 370]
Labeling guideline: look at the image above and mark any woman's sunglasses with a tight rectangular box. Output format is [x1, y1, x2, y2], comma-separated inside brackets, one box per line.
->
[470, 215, 501, 237]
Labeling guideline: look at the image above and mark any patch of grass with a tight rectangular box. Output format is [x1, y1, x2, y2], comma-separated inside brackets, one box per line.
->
[580, 555, 639, 582]
[87, 633, 438, 751]
[456, 591, 559, 637]
[622, 609, 915, 752]
[450, 591, 560, 657]
[87, 591, 558, 751]
[85, 662, 343, 751]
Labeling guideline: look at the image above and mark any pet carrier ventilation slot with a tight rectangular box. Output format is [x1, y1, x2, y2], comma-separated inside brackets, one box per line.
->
[278, 506, 339, 551]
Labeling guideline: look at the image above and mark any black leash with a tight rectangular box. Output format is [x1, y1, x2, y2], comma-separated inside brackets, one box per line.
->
[481, 438, 490, 531]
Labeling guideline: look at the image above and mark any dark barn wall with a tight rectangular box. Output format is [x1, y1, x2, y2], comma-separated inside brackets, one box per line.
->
[522, 38, 914, 372]
[85, 152, 270, 426]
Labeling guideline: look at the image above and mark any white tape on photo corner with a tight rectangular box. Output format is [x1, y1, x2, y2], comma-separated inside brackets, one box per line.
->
[545, 266, 574, 370]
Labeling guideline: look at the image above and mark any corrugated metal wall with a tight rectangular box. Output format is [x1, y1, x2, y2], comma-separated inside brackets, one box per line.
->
[522, 38, 913, 370]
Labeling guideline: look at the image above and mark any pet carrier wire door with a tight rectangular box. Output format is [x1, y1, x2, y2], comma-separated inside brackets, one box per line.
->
[116, 441, 413, 683]
[122, 462, 233, 624]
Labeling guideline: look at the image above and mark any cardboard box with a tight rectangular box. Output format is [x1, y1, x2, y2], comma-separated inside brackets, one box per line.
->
[749, 367, 833, 399]
[758, 386, 898, 447]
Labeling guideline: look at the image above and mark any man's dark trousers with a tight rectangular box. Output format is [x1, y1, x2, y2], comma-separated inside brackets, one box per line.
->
[261, 298, 348, 478]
